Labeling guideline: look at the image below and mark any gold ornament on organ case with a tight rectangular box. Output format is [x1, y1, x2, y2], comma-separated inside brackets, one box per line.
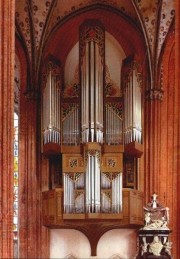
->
[107, 159, 116, 167]
[69, 159, 78, 168]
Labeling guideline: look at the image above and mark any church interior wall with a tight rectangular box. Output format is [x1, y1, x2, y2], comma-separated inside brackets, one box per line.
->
[0, 1, 177, 258]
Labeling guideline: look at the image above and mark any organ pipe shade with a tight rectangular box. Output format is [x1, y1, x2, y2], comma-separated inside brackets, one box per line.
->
[123, 60, 142, 144]
[42, 65, 61, 145]
[80, 23, 104, 143]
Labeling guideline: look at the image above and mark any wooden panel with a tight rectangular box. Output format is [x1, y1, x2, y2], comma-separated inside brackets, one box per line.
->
[56, 188, 64, 224]
[43, 143, 61, 155]
[84, 142, 101, 152]
[42, 191, 49, 225]
[124, 141, 143, 158]
[136, 192, 144, 223]
[42, 188, 64, 225]
[63, 154, 84, 172]
[63, 213, 123, 220]
[129, 189, 144, 225]
[101, 153, 123, 172]
[48, 190, 56, 224]
[103, 144, 124, 153]
[62, 145, 81, 153]
[86, 213, 123, 220]
[122, 189, 130, 225]
[42, 188, 144, 226]
[63, 214, 86, 220]
[122, 189, 130, 217]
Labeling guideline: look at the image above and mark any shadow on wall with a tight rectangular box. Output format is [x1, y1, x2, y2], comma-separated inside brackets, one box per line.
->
[50, 229, 137, 259]
[97, 229, 137, 259]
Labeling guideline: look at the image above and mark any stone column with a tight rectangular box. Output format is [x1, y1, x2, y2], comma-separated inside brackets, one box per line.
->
[0, 1, 15, 258]
[18, 91, 49, 258]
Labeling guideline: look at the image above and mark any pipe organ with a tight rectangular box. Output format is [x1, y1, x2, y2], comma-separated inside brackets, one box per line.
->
[42, 20, 143, 218]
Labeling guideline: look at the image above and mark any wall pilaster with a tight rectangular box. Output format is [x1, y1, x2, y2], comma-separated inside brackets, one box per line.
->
[0, 1, 15, 258]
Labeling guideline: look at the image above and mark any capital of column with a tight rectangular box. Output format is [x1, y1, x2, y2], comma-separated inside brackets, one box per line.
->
[146, 89, 164, 101]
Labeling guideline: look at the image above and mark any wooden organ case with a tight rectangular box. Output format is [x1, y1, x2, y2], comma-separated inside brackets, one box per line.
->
[42, 20, 144, 229]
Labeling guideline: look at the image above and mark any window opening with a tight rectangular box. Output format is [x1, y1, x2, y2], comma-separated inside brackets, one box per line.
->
[13, 112, 19, 258]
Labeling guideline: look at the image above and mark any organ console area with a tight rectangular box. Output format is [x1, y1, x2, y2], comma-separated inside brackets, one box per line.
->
[42, 20, 143, 227]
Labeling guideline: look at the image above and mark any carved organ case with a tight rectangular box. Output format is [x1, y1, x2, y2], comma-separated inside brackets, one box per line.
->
[42, 20, 143, 218]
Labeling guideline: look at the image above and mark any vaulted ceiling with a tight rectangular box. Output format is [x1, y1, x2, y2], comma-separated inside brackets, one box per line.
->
[15, 0, 175, 86]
